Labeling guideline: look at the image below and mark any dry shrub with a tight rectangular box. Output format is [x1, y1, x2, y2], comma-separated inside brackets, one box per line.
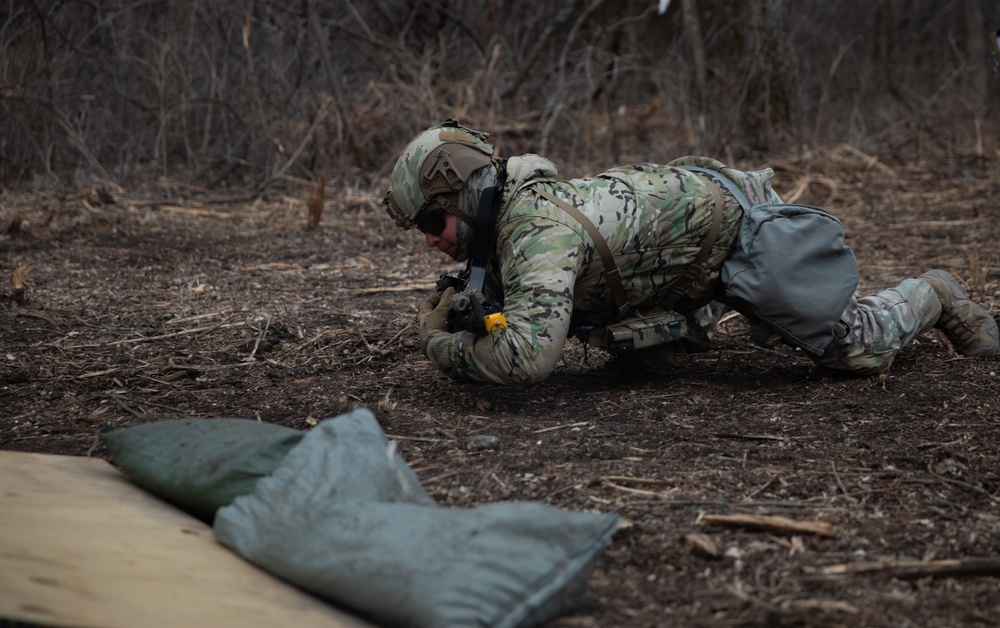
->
[6, 213, 23, 237]
[1, 1, 997, 190]
[307, 179, 325, 229]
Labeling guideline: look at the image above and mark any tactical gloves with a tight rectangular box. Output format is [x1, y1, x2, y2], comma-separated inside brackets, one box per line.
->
[418, 287, 456, 353]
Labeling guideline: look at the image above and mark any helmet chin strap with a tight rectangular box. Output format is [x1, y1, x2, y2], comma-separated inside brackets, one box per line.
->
[452, 165, 498, 263]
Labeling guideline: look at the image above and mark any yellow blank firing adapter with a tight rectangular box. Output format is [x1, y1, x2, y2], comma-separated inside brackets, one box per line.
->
[484, 312, 507, 332]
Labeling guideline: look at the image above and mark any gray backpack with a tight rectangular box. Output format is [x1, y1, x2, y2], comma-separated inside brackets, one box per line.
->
[682, 167, 858, 356]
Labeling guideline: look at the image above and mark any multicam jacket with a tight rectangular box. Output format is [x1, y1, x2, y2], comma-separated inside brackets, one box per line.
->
[423, 155, 783, 385]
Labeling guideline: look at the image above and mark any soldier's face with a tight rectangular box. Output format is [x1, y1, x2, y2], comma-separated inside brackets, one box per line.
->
[424, 212, 459, 259]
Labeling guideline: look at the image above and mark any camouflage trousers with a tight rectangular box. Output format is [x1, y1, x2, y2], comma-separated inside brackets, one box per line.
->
[815, 277, 942, 375]
[616, 278, 940, 376]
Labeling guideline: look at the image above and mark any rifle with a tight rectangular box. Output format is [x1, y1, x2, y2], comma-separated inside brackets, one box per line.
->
[433, 185, 507, 335]
[435, 269, 506, 334]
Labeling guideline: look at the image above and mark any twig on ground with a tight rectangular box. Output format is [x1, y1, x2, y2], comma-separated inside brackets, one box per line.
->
[166, 356, 260, 371]
[642, 499, 820, 510]
[817, 557, 1000, 579]
[830, 461, 858, 502]
[421, 469, 463, 485]
[95, 322, 246, 347]
[109, 394, 143, 419]
[349, 283, 432, 294]
[782, 174, 841, 204]
[299, 329, 344, 349]
[731, 577, 859, 614]
[384, 434, 453, 443]
[247, 314, 272, 361]
[154, 205, 236, 218]
[712, 432, 793, 441]
[698, 513, 837, 538]
[747, 474, 778, 498]
[14, 311, 59, 326]
[78, 368, 121, 379]
[828, 143, 897, 175]
[909, 467, 1000, 503]
[164, 311, 240, 326]
[121, 397, 191, 415]
[601, 475, 675, 487]
[534, 421, 590, 434]
[384, 321, 413, 347]
[602, 480, 662, 498]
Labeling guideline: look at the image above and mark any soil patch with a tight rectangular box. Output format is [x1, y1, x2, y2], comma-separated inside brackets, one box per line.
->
[2, 150, 999, 626]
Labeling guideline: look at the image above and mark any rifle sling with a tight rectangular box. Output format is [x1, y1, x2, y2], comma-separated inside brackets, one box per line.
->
[466, 186, 500, 294]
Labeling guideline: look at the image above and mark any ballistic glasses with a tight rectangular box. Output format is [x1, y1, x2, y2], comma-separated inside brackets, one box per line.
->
[383, 189, 448, 236]
[416, 207, 447, 236]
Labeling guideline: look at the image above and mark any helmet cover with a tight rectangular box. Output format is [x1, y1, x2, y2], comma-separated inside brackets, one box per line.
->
[384, 118, 495, 230]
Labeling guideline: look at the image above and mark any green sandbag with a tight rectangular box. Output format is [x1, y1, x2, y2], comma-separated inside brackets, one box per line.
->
[100, 418, 305, 522]
[214, 409, 619, 628]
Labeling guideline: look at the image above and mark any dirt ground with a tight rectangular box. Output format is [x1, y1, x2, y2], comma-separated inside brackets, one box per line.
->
[2, 147, 999, 627]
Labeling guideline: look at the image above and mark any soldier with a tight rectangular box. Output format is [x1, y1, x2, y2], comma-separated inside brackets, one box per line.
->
[383, 119, 998, 385]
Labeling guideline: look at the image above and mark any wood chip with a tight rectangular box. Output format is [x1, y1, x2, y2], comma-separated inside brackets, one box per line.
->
[684, 533, 719, 558]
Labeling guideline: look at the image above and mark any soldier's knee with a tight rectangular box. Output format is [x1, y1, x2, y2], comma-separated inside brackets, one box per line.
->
[814, 334, 897, 376]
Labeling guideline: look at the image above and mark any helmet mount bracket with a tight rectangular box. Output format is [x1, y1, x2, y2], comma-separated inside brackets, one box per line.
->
[422, 149, 464, 197]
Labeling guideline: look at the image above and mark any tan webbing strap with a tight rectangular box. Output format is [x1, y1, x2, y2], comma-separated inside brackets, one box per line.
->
[662, 173, 725, 308]
[531, 186, 631, 316]
[532, 173, 725, 317]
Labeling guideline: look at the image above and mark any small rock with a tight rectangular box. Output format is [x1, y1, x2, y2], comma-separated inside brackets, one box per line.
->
[466, 434, 501, 451]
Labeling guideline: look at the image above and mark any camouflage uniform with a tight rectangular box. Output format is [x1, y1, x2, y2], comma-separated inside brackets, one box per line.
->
[819, 280, 941, 375]
[387, 121, 1000, 384]
[422, 154, 958, 384]
[425, 155, 778, 384]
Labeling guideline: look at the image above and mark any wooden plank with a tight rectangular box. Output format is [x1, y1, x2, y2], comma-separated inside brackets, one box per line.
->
[0, 451, 370, 628]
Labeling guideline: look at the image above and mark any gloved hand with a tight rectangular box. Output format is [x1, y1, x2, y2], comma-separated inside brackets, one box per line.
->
[418, 287, 456, 353]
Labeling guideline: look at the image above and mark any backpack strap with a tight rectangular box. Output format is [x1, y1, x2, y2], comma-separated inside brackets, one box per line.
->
[676, 166, 781, 345]
[677, 166, 752, 211]
[531, 186, 631, 317]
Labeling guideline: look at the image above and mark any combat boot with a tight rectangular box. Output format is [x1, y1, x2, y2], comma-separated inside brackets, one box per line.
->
[920, 270, 999, 358]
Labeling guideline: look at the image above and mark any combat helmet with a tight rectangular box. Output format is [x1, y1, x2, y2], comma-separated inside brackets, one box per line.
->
[383, 118, 494, 232]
